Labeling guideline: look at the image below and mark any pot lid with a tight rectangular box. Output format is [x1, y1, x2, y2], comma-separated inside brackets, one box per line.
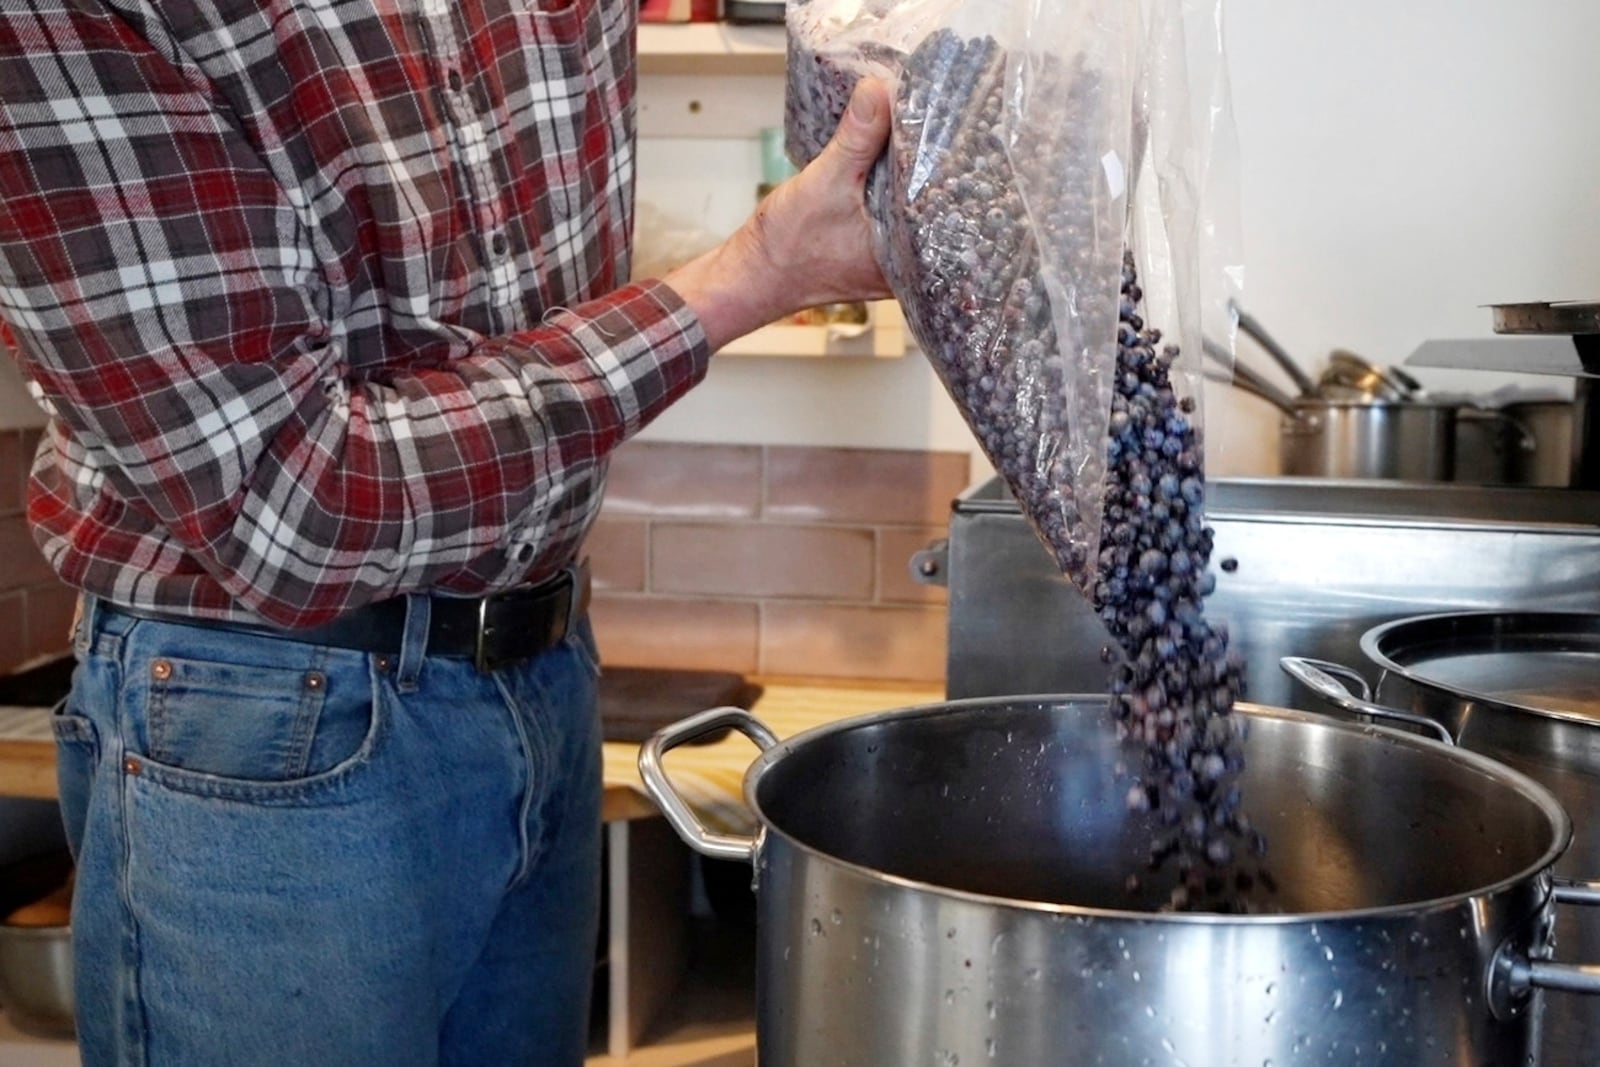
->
[1361, 611, 1600, 725]
[1319, 349, 1422, 402]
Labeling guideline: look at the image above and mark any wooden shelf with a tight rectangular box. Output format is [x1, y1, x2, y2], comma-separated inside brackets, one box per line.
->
[721, 300, 907, 360]
[637, 23, 786, 76]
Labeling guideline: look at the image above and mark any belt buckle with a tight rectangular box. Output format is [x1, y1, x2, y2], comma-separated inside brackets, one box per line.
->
[558, 560, 586, 645]
[474, 597, 495, 674]
[471, 563, 582, 674]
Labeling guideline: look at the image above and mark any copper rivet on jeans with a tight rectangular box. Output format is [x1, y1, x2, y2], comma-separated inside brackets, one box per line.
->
[305, 671, 325, 690]
[375, 656, 392, 672]
[123, 756, 142, 776]
[150, 659, 172, 681]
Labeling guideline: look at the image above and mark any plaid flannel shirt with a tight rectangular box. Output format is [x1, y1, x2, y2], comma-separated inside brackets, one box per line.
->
[0, 0, 710, 627]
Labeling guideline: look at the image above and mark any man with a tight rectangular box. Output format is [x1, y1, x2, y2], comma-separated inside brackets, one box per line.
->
[0, 1, 891, 1064]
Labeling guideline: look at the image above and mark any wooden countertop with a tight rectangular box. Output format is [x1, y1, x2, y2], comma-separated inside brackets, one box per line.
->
[0, 680, 946, 823]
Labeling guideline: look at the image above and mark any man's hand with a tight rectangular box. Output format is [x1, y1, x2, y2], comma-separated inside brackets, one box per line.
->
[664, 79, 893, 352]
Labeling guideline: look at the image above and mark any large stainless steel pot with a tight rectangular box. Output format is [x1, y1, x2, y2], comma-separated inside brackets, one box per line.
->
[1285, 612, 1600, 1067]
[641, 696, 1600, 1066]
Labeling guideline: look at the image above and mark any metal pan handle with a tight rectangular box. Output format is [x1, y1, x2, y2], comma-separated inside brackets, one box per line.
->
[1279, 656, 1456, 746]
[1491, 881, 1600, 1012]
[1554, 877, 1600, 907]
[637, 706, 780, 864]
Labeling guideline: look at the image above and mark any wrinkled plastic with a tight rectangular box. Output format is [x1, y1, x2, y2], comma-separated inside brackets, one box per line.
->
[786, 0, 1240, 597]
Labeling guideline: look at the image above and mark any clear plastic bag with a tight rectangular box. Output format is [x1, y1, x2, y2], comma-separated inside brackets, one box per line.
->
[786, 0, 1240, 598]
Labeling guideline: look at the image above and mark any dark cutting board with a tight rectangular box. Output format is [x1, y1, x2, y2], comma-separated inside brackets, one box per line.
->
[598, 666, 762, 745]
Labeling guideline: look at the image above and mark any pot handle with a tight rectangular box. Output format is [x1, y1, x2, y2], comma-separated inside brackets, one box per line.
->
[1279, 656, 1455, 746]
[1457, 405, 1539, 454]
[637, 706, 780, 864]
[1491, 879, 1600, 1011]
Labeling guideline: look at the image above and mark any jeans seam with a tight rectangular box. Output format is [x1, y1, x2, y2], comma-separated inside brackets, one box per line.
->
[108, 651, 150, 1067]
[493, 670, 549, 891]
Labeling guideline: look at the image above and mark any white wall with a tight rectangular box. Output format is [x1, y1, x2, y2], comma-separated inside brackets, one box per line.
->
[1205, 0, 1600, 473]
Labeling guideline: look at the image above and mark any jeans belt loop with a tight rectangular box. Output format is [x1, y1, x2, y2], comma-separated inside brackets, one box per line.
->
[398, 592, 431, 692]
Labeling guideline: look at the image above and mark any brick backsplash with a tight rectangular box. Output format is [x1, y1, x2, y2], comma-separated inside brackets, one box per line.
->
[588, 442, 969, 683]
[0, 429, 74, 675]
[0, 432, 972, 683]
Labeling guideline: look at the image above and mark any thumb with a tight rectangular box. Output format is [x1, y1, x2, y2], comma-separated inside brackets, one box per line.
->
[823, 78, 891, 172]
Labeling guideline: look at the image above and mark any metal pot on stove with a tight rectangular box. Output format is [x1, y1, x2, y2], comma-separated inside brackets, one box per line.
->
[1217, 313, 1464, 481]
[641, 695, 1600, 1066]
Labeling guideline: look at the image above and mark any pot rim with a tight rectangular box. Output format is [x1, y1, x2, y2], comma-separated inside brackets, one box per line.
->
[1360, 609, 1600, 728]
[743, 693, 1572, 925]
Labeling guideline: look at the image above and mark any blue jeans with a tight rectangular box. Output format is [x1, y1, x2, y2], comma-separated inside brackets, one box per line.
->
[52, 596, 604, 1067]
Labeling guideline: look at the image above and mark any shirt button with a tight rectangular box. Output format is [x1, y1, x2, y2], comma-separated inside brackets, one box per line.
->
[448, 68, 464, 93]
[491, 233, 509, 256]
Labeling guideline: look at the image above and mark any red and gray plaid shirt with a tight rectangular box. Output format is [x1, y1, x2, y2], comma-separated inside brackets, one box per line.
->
[0, 0, 710, 627]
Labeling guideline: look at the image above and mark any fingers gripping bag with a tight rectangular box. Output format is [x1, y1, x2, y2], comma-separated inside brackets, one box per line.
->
[785, 0, 1240, 604]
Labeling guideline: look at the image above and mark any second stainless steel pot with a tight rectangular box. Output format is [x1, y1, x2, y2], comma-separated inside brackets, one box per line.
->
[643, 696, 1600, 1066]
[1452, 401, 1573, 486]
[1286, 612, 1600, 1067]
[1279, 399, 1458, 480]
[1506, 400, 1576, 486]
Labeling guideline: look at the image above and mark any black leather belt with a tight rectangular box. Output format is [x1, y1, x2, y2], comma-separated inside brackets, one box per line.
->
[106, 559, 591, 674]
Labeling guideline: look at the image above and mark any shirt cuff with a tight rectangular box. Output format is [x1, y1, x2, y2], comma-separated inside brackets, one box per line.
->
[540, 280, 711, 439]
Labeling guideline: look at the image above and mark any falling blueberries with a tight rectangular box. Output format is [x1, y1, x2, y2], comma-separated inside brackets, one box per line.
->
[1095, 254, 1269, 913]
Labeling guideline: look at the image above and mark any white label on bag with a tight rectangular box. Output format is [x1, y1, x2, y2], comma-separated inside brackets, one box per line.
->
[1102, 151, 1127, 201]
